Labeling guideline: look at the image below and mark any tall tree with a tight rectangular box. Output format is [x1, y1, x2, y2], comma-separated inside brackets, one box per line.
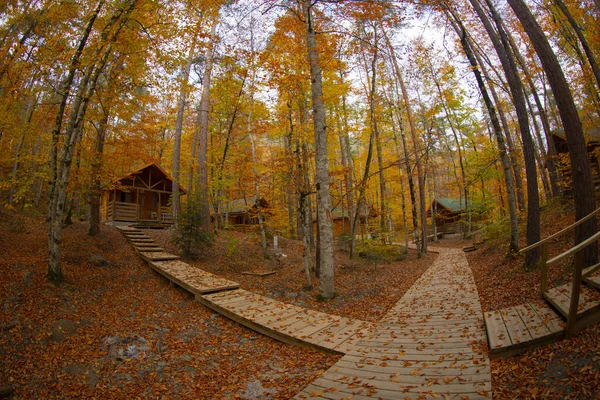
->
[172, 25, 200, 227]
[301, 0, 335, 299]
[48, 1, 137, 284]
[196, 18, 218, 235]
[507, 0, 598, 264]
[442, 4, 519, 252]
[468, 0, 541, 266]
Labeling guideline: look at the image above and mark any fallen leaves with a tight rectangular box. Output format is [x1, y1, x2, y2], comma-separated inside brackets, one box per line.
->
[0, 215, 338, 399]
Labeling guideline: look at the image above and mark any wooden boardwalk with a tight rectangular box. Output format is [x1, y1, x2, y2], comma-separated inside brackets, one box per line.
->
[296, 247, 492, 399]
[118, 227, 495, 396]
[485, 267, 600, 356]
[198, 289, 373, 354]
[117, 226, 371, 354]
[485, 302, 564, 356]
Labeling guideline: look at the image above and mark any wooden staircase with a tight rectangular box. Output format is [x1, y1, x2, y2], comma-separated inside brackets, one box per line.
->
[484, 208, 600, 357]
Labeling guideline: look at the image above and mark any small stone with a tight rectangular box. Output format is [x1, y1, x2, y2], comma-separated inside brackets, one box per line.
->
[86, 370, 99, 389]
[50, 319, 78, 342]
[23, 271, 33, 286]
[89, 254, 109, 267]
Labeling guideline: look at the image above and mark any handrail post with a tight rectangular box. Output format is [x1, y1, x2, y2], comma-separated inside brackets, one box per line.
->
[540, 243, 548, 298]
[566, 249, 585, 336]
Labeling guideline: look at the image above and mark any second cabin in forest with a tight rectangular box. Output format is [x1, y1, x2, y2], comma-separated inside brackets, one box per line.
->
[213, 197, 274, 231]
[428, 198, 467, 235]
[313, 204, 378, 237]
[100, 163, 186, 226]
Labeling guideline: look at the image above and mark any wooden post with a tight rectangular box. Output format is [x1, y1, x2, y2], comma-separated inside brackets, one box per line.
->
[158, 193, 162, 221]
[540, 243, 549, 298]
[112, 190, 116, 221]
[566, 249, 585, 336]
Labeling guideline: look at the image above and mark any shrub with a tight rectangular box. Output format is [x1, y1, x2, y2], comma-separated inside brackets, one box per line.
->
[172, 201, 212, 258]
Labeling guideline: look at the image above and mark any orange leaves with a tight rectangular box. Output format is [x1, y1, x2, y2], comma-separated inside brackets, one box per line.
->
[0, 216, 339, 399]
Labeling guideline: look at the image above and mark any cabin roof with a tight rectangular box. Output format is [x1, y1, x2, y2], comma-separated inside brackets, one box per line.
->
[552, 125, 600, 143]
[433, 198, 466, 213]
[103, 163, 187, 193]
[315, 203, 377, 222]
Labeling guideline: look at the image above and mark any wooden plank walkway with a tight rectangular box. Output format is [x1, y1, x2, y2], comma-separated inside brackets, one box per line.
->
[117, 226, 371, 355]
[484, 302, 564, 356]
[148, 260, 240, 295]
[296, 247, 492, 399]
[198, 289, 373, 354]
[544, 283, 600, 319]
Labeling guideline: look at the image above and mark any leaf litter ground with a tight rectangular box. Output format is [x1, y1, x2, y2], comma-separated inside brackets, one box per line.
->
[0, 213, 336, 399]
[0, 213, 432, 399]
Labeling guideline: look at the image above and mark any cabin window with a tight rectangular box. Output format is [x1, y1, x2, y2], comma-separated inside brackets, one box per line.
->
[153, 194, 159, 209]
[120, 192, 131, 203]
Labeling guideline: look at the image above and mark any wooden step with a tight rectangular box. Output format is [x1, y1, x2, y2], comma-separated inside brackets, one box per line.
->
[123, 232, 147, 238]
[544, 283, 600, 320]
[139, 251, 180, 262]
[484, 302, 564, 356]
[128, 238, 154, 243]
[135, 246, 164, 253]
[583, 264, 600, 289]
[584, 275, 600, 290]
[132, 242, 159, 248]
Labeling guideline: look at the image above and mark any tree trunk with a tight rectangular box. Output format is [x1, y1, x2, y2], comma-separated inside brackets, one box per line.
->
[382, 28, 427, 254]
[88, 105, 110, 236]
[196, 19, 217, 235]
[382, 28, 427, 253]
[302, 0, 335, 299]
[364, 26, 387, 243]
[48, 0, 104, 220]
[443, 5, 519, 251]
[504, 31, 562, 197]
[507, 0, 598, 265]
[555, 0, 600, 92]
[470, 0, 541, 266]
[48, 2, 134, 285]
[172, 33, 198, 227]
[471, 36, 526, 211]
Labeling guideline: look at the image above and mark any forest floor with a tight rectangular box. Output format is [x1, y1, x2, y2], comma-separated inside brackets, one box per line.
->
[467, 199, 600, 399]
[0, 212, 432, 399]
[0, 212, 337, 400]
[2, 203, 599, 399]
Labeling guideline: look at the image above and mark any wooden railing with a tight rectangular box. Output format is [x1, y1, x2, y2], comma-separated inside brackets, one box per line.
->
[114, 202, 138, 222]
[519, 206, 600, 333]
[159, 206, 173, 223]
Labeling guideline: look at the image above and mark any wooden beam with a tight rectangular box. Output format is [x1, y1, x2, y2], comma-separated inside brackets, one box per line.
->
[117, 185, 171, 194]
[150, 179, 166, 189]
[540, 243, 549, 298]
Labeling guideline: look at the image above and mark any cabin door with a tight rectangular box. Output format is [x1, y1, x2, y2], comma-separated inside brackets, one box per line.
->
[140, 191, 159, 220]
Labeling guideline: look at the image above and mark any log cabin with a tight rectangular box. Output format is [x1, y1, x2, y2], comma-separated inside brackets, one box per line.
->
[313, 203, 377, 237]
[100, 163, 186, 226]
[212, 197, 274, 232]
[428, 198, 466, 235]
